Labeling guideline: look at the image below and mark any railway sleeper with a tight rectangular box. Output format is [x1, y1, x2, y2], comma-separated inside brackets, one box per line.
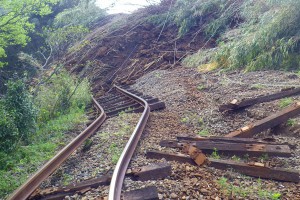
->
[104, 97, 158, 111]
[220, 87, 300, 112]
[107, 101, 165, 117]
[30, 163, 170, 200]
[226, 102, 300, 138]
[160, 140, 292, 157]
[146, 150, 300, 183]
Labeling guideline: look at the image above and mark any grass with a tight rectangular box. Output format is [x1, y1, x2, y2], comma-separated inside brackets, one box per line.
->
[197, 129, 209, 136]
[109, 143, 122, 164]
[279, 97, 293, 108]
[287, 119, 297, 127]
[217, 177, 282, 199]
[211, 148, 220, 159]
[0, 109, 87, 198]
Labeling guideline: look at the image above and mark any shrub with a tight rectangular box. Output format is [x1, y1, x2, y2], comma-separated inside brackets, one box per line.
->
[3, 80, 37, 144]
[184, 0, 300, 71]
[0, 102, 19, 152]
[35, 70, 91, 123]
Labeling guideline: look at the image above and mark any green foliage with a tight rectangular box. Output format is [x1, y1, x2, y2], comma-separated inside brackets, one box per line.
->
[217, 177, 282, 199]
[279, 97, 293, 108]
[35, 70, 91, 122]
[183, 0, 300, 71]
[0, 109, 87, 198]
[0, 80, 36, 152]
[197, 129, 209, 136]
[150, 0, 241, 37]
[211, 148, 220, 159]
[287, 119, 296, 127]
[0, 0, 59, 67]
[109, 143, 121, 165]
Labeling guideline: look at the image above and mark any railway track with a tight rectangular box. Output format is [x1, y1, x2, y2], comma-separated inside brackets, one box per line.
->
[8, 85, 165, 200]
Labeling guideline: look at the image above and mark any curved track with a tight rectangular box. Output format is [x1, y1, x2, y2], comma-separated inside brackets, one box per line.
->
[9, 85, 162, 200]
[9, 98, 106, 200]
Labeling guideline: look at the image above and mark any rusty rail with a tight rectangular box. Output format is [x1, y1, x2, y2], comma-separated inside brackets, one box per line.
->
[9, 97, 106, 200]
[108, 85, 150, 200]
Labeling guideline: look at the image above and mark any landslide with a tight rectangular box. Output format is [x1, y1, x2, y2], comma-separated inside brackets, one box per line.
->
[63, 2, 214, 94]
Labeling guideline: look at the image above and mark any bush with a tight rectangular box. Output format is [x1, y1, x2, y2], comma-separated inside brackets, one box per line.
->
[0, 102, 19, 152]
[35, 70, 91, 123]
[183, 0, 300, 71]
[149, 0, 242, 37]
[0, 80, 36, 152]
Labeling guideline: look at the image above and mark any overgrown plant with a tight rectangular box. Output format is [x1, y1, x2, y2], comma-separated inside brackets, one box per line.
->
[0, 80, 37, 152]
[184, 0, 300, 71]
[35, 70, 91, 123]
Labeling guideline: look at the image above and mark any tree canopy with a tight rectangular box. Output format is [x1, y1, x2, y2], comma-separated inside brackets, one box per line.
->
[0, 0, 59, 67]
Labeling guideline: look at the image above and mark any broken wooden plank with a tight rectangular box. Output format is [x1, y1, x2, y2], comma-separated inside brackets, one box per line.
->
[176, 136, 277, 144]
[219, 87, 300, 111]
[225, 102, 300, 138]
[209, 158, 299, 183]
[160, 140, 291, 157]
[122, 186, 159, 200]
[146, 151, 299, 182]
[30, 163, 170, 199]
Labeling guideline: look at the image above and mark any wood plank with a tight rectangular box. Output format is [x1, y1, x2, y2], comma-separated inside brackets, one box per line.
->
[122, 186, 159, 200]
[160, 140, 291, 157]
[176, 136, 277, 144]
[146, 151, 299, 182]
[219, 87, 300, 111]
[225, 102, 300, 138]
[30, 163, 170, 199]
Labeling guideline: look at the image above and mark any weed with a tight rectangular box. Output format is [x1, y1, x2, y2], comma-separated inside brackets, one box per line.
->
[231, 155, 241, 162]
[109, 143, 122, 164]
[287, 119, 296, 127]
[279, 98, 293, 108]
[198, 129, 209, 136]
[217, 177, 281, 199]
[211, 148, 220, 159]
[197, 84, 206, 91]
[62, 174, 73, 186]
[181, 117, 189, 123]
[259, 154, 269, 162]
[251, 84, 264, 89]
[82, 139, 93, 152]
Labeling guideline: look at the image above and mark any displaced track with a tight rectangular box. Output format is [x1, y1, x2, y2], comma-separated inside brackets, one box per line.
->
[9, 85, 165, 200]
[9, 98, 106, 200]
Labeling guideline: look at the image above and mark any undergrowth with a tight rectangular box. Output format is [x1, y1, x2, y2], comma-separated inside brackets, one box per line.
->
[0, 70, 91, 198]
[180, 0, 300, 71]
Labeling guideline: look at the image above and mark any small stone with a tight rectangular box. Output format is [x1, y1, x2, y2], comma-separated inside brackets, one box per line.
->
[170, 193, 178, 199]
[64, 196, 71, 200]
[200, 188, 209, 195]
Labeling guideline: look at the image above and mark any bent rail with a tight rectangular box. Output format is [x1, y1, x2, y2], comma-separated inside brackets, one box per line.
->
[108, 85, 151, 200]
[9, 97, 106, 200]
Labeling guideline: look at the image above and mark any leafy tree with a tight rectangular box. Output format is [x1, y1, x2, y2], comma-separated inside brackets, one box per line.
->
[0, 0, 59, 67]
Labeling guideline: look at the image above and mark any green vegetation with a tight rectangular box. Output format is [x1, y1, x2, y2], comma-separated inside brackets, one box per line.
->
[279, 97, 293, 108]
[0, 71, 91, 198]
[109, 143, 122, 165]
[0, 0, 59, 67]
[217, 177, 281, 199]
[211, 148, 220, 159]
[177, 0, 300, 71]
[197, 129, 209, 136]
[287, 119, 297, 127]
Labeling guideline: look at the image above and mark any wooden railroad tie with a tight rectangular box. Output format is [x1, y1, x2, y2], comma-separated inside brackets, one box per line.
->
[146, 150, 299, 183]
[225, 102, 300, 138]
[219, 87, 300, 112]
[160, 139, 291, 157]
[29, 163, 171, 200]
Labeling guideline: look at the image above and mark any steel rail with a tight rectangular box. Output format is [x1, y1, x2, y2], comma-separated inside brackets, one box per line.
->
[9, 97, 106, 200]
[108, 85, 150, 200]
